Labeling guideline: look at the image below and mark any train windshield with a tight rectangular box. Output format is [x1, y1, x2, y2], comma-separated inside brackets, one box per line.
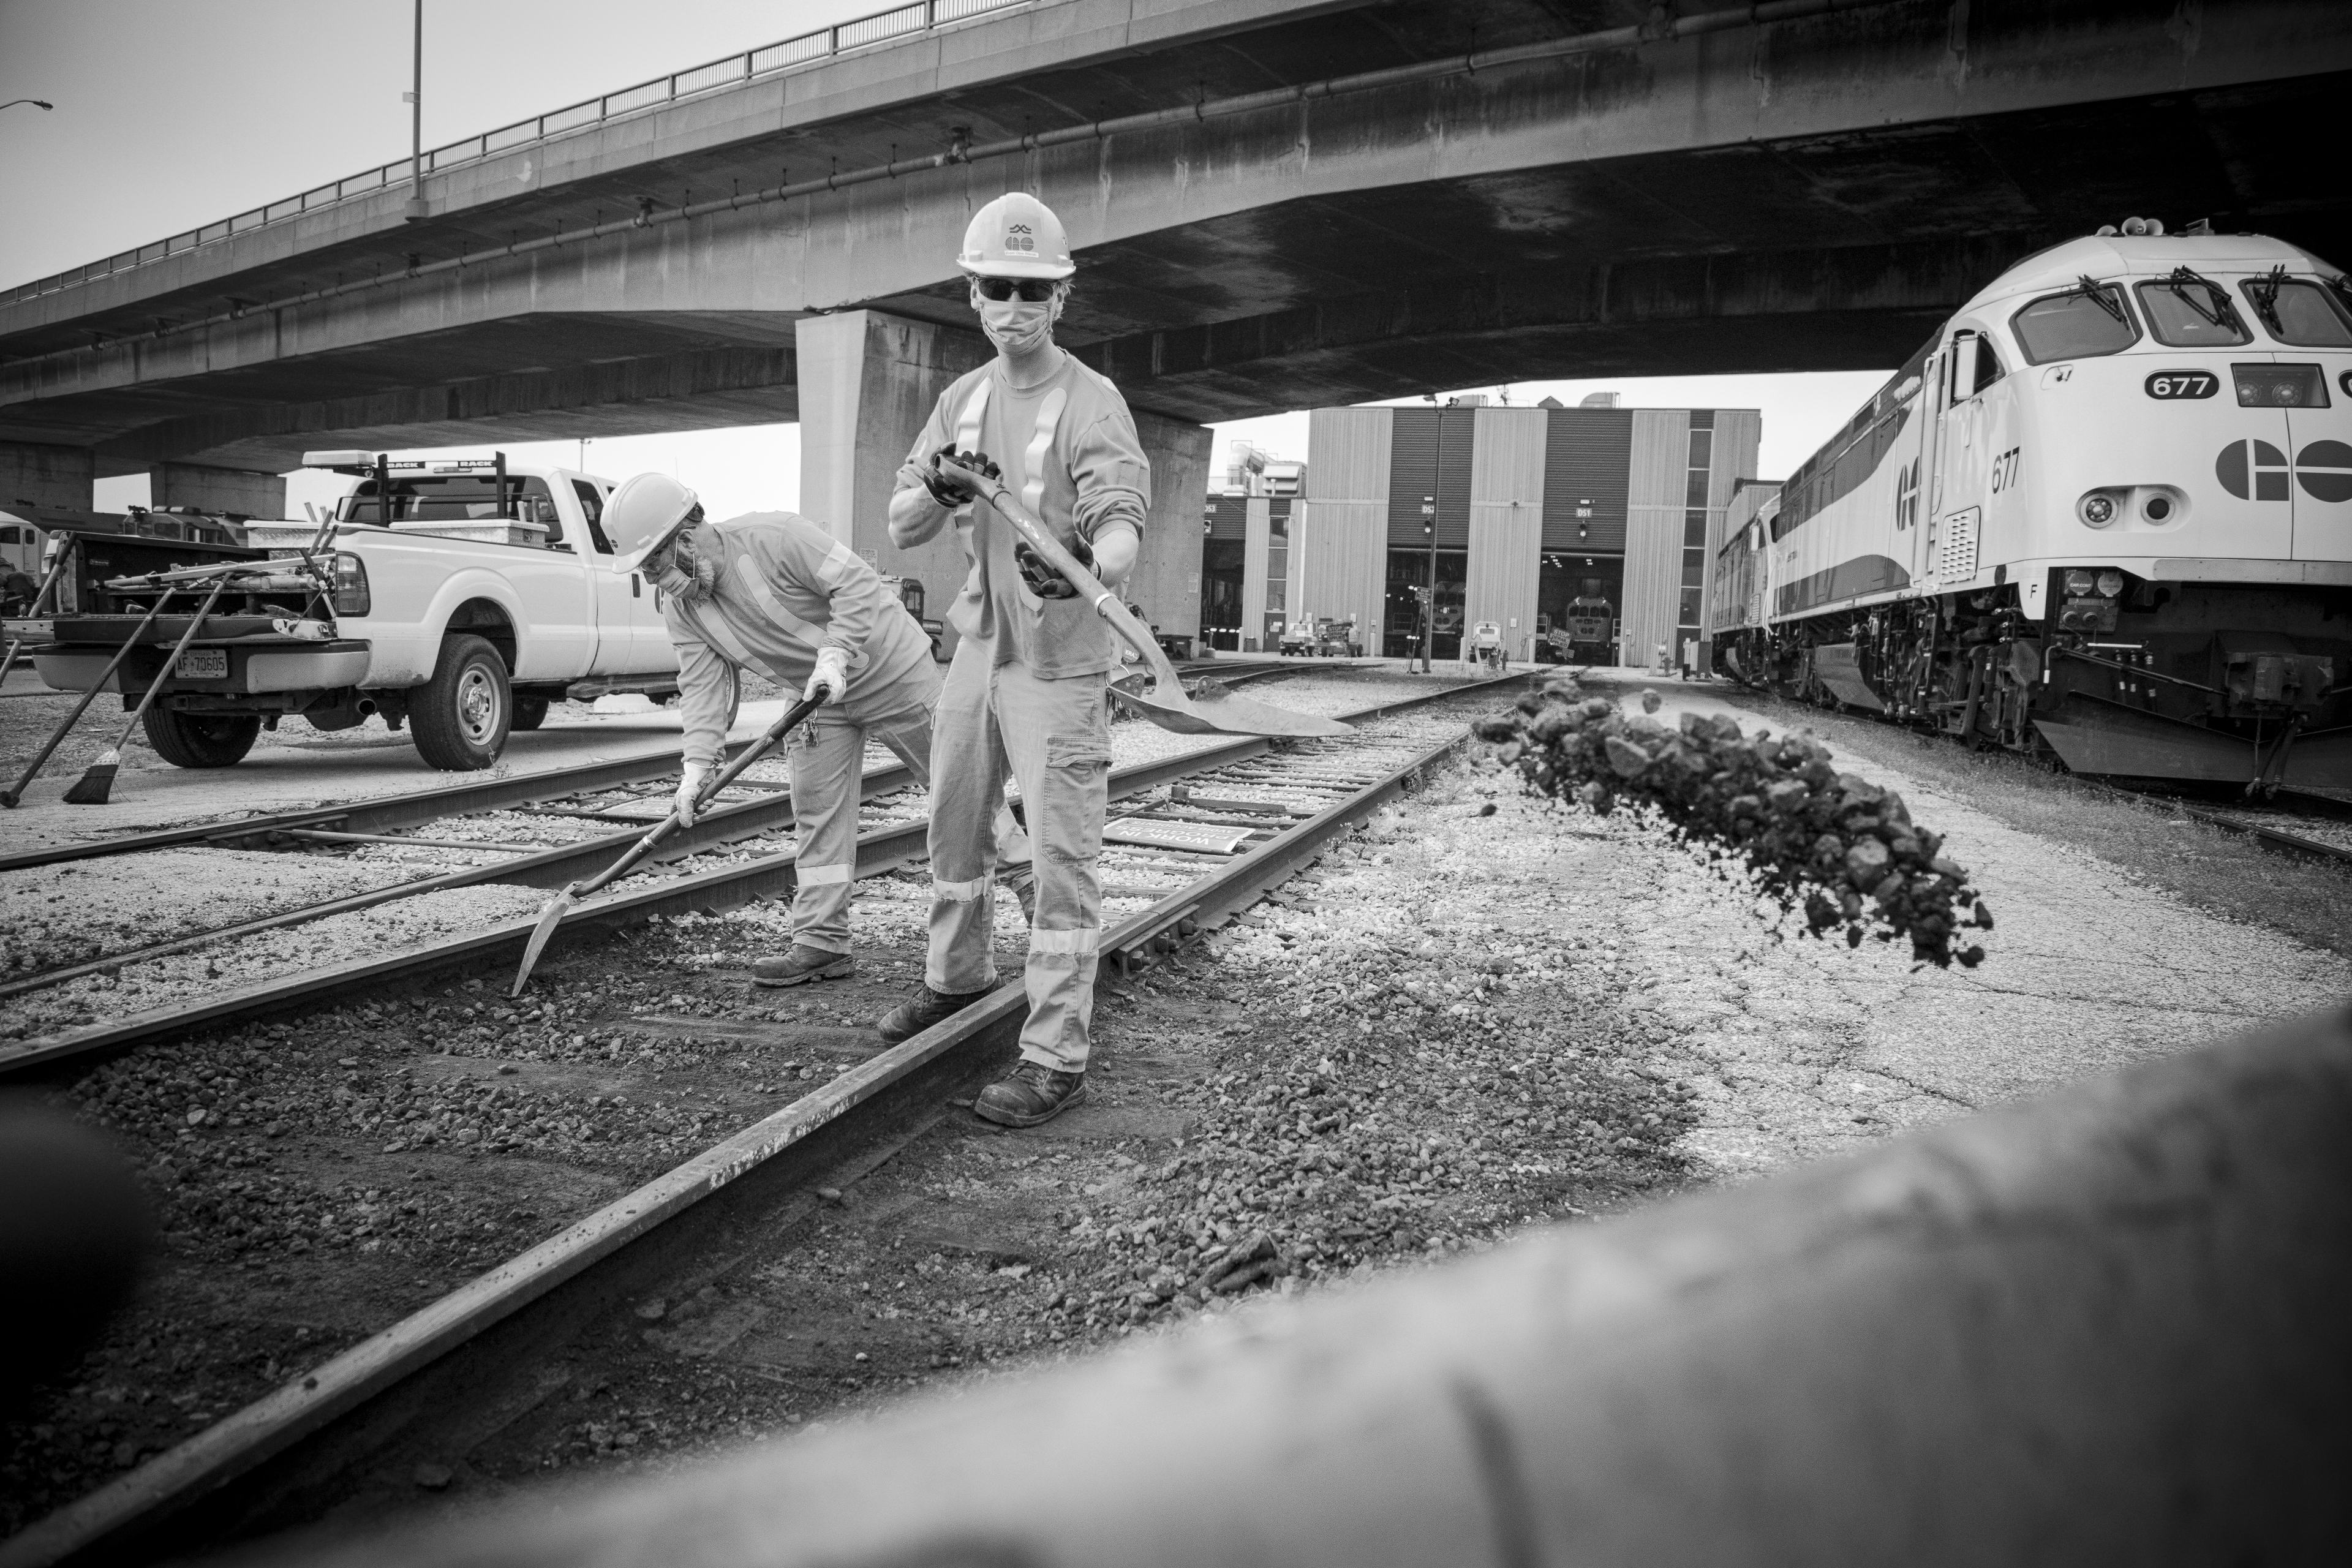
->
[2239, 276, 2352, 348]
[2011, 283, 2138, 364]
[2135, 274, 2250, 348]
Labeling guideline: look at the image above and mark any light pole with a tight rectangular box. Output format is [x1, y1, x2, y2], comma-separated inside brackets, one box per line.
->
[1420, 393, 1446, 674]
[404, 0, 429, 222]
[1, 99, 56, 114]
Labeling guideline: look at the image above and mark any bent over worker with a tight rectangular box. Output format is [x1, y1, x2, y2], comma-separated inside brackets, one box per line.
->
[875, 190, 1149, 1129]
[605, 473, 941, 986]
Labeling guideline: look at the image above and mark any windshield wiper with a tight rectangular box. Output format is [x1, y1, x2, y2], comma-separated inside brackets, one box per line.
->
[2246, 264, 2288, 336]
[2070, 274, 2125, 322]
[2163, 266, 2242, 331]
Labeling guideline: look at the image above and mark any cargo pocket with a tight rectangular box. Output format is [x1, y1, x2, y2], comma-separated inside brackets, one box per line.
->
[1039, 731, 1111, 866]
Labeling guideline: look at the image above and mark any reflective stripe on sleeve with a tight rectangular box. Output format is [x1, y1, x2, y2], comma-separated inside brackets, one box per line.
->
[932, 875, 990, 902]
[1027, 925, 1099, 956]
[816, 540, 861, 589]
[796, 862, 853, 887]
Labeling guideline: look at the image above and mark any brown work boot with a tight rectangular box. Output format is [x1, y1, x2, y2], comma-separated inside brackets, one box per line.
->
[974, 1060, 1087, 1128]
[877, 984, 992, 1045]
[752, 944, 855, 988]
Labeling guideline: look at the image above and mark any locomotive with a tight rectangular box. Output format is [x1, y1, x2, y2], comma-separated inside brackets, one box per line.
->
[1708, 226, 2351, 791]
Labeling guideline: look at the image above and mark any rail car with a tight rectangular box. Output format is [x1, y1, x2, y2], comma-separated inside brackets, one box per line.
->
[1708, 226, 2352, 791]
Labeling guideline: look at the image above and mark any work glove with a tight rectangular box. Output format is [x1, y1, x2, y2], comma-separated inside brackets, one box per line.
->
[804, 646, 850, 707]
[922, 445, 1000, 507]
[673, 761, 712, 827]
[1014, 534, 1093, 600]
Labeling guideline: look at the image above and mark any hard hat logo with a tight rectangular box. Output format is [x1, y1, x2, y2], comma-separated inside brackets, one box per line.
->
[960, 194, 1074, 279]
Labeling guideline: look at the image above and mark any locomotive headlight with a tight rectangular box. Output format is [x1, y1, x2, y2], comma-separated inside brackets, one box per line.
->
[2096, 570, 2125, 597]
[2079, 493, 2117, 527]
[2064, 568, 2097, 596]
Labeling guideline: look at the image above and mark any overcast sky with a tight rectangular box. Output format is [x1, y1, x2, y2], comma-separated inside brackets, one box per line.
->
[1, 0, 1890, 516]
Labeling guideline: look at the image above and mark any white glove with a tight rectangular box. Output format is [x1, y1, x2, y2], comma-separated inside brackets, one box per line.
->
[673, 761, 711, 826]
[804, 646, 850, 706]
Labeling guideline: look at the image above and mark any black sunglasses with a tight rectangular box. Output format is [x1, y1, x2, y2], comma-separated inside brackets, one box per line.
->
[974, 277, 1059, 303]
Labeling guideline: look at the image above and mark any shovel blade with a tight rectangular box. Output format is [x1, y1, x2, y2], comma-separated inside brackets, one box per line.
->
[510, 889, 578, 997]
[1111, 681, 1353, 739]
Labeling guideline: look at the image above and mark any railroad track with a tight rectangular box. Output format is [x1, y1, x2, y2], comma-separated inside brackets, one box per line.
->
[0, 658, 1314, 878]
[0, 661, 1325, 1009]
[0, 670, 1521, 1567]
[2119, 784, 2352, 870]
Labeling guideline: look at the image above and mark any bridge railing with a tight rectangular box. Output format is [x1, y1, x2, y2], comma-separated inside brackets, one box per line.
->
[0, 0, 1030, 311]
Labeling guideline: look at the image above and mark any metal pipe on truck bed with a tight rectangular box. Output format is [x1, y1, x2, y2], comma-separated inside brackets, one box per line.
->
[252, 1007, 2352, 1568]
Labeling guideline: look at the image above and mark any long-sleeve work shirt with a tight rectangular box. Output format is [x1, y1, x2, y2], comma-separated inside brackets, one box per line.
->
[666, 511, 935, 767]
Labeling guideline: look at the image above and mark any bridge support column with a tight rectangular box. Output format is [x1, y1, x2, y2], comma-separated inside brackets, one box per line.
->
[1129, 410, 1212, 652]
[148, 462, 285, 520]
[794, 310, 991, 634]
[1, 442, 94, 513]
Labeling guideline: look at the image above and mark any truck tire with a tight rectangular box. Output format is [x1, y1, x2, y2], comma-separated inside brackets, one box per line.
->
[411, 634, 511, 771]
[140, 709, 260, 769]
[512, 694, 549, 731]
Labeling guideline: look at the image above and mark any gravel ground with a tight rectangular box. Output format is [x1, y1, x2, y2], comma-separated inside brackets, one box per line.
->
[0, 677, 1504, 1533]
[14, 665, 2328, 1544]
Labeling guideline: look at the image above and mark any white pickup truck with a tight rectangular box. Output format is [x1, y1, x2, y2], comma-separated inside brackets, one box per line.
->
[30, 453, 695, 771]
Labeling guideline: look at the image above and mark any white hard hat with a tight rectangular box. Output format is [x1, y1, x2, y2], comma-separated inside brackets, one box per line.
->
[958, 192, 1074, 280]
[606, 472, 700, 573]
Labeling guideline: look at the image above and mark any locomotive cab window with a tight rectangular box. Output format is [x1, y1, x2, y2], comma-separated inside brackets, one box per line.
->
[2011, 282, 2138, 364]
[1970, 337, 2006, 394]
[2239, 275, 2352, 347]
[2136, 274, 2250, 347]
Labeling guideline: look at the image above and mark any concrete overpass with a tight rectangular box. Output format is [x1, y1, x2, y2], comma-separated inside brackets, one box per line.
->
[4, 0, 2348, 630]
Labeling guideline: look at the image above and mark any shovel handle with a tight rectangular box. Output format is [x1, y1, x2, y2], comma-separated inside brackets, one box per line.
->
[1, 583, 179, 806]
[564, 690, 827, 902]
[935, 456, 1187, 695]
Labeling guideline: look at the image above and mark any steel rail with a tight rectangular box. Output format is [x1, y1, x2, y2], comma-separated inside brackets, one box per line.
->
[0, 675, 1520, 1568]
[0, 676, 1520, 1077]
[0, 661, 1302, 876]
[2164, 796, 2352, 870]
[0, 763, 922, 1005]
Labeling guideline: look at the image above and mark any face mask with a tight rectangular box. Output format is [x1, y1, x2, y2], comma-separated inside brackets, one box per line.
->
[650, 530, 718, 604]
[979, 296, 1057, 356]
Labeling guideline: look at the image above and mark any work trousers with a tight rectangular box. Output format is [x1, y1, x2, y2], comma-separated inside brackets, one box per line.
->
[925, 639, 1110, 1071]
[786, 664, 940, 954]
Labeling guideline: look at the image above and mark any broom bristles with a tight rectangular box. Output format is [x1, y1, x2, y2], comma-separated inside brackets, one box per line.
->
[62, 749, 121, 805]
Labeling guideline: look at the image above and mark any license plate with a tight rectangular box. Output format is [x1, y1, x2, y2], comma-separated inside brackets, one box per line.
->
[175, 648, 228, 680]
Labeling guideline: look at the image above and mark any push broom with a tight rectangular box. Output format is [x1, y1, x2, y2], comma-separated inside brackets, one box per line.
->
[62, 575, 233, 805]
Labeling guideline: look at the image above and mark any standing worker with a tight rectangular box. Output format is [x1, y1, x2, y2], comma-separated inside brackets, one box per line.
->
[875, 190, 1150, 1129]
[605, 473, 941, 986]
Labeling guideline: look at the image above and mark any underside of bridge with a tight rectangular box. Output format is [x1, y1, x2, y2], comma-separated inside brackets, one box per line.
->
[0, 0, 2345, 495]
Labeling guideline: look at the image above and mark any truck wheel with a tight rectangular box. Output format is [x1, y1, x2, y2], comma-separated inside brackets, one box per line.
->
[140, 709, 260, 769]
[512, 695, 549, 731]
[412, 634, 511, 771]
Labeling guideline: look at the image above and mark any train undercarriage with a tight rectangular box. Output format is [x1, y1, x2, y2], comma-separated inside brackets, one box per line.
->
[1716, 573, 2352, 793]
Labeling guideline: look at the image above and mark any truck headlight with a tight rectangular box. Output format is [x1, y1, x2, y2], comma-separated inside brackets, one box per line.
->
[333, 551, 371, 617]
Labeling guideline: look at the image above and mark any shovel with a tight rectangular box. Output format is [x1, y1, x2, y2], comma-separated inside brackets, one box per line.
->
[508, 691, 824, 996]
[935, 455, 1352, 740]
